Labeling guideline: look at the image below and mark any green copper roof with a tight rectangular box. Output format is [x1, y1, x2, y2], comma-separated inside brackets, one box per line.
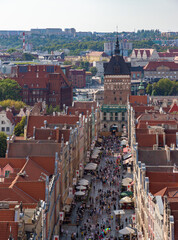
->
[101, 104, 127, 113]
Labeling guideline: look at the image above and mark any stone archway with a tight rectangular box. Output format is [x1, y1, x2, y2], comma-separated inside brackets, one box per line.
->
[110, 124, 118, 135]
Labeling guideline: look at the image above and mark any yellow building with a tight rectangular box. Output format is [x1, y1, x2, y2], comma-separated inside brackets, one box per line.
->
[85, 51, 110, 63]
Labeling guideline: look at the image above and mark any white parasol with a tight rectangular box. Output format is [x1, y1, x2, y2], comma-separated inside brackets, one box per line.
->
[75, 191, 85, 196]
[76, 185, 87, 190]
[119, 196, 133, 204]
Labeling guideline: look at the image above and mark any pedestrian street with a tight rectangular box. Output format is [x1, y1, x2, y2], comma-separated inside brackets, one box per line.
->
[60, 136, 135, 240]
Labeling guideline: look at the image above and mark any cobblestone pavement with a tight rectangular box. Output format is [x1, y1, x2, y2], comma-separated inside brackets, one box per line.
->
[60, 136, 135, 240]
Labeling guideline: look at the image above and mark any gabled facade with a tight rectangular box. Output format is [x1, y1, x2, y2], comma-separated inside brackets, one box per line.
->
[0, 110, 15, 135]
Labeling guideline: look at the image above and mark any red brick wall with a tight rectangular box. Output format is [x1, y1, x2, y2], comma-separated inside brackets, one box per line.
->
[69, 70, 86, 88]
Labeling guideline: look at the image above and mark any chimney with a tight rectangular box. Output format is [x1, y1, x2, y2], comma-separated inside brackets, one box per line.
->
[145, 177, 149, 194]
[153, 144, 158, 150]
[14, 205, 20, 222]
[61, 134, 64, 147]
[163, 132, 166, 147]
[44, 120, 47, 128]
[56, 127, 60, 142]
[172, 144, 176, 150]
[55, 152, 58, 175]
[156, 132, 159, 146]
[169, 215, 174, 240]
[5, 149, 8, 158]
[165, 145, 170, 162]
[33, 126, 36, 139]
[53, 112, 55, 116]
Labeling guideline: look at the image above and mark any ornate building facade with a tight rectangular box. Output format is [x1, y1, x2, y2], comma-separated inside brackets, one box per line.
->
[101, 38, 131, 134]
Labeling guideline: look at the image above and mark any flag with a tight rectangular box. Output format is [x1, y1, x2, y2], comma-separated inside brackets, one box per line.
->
[59, 212, 64, 221]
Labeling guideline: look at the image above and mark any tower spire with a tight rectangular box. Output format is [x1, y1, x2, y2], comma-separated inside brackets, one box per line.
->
[115, 36, 120, 55]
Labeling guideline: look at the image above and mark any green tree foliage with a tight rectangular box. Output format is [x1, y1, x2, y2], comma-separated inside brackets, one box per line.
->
[146, 79, 178, 96]
[63, 60, 72, 65]
[22, 53, 37, 61]
[79, 61, 90, 71]
[146, 84, 152, 95]
[0, 79, 22, 101]
[89, 67, 97, 76]
[0, 99, 26, 110]
[0, 132, 7, 157]
[53, 105, 60, 112]
[46, 105, 61, 114]
[7, 48, 17, 54]
[14, 116, 26, 136]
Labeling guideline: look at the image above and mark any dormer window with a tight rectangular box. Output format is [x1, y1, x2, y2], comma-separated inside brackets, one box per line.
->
[5, 171, 10, 178]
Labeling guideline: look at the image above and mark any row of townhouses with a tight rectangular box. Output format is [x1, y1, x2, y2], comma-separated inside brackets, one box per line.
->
[0, 101, 100, 239]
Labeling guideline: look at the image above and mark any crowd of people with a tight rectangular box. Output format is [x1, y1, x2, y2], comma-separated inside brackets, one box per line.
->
[61, 135, 135, 240]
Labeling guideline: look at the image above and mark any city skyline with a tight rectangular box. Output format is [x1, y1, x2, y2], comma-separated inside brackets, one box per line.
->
[1, 0, 178, 32]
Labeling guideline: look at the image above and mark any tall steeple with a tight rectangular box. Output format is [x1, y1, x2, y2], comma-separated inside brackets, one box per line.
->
[114, 36, 120, 56]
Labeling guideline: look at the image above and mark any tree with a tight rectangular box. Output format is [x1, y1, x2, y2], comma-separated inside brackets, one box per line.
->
[146, 83, 153, 95]
[7, 48, 17, 54]
[156, 78, 172, 96]
[0, 79, 22, 101]
[79, 61, 90, 71]
[169, 82, 178, 96]
[146, 78, 178, 96]
[89, 67, 97, 76]
[14, 116, 26, 136]
[22, 53, 37, 61]
[0, 99, 26, 111]
[0, 132, 7, 158]
[54, 105, 60, 112]
[46, 104, 54, 115]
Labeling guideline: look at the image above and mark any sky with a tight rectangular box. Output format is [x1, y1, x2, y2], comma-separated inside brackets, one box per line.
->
[1, 0, 178, 32]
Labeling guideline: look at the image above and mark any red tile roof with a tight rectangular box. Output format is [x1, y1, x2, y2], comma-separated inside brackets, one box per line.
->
[0, 209, 14, 221]
[158, 52, 178, 58]
[129, 96, 148, 105]
[0, 158, 26, 169]
[27, 115, 79, 138]
[67, 107, 92, 116]
[0, 222, 18, 240]
[73, 101, 97, 109]
[154, 187, 168, 196]
[169, 49, 178, 53]
[137, 134, 156, 147]
[34, 128, 70, 143]
[144, 61, 178, 71]
[14, 181, 45, 201]
[133, 49, 154, 58]
[169, 103, 178, 114]
[8, 142, 61, 158]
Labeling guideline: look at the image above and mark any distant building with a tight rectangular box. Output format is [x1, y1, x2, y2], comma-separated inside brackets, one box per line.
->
[69, 69, 86, 88]
[131, 66, 144, 80]
[64, 28, 76, 36]
[104, 41, 132, 56]
[130, 48, 159, 67]
[93, 61, 106, 77]
[94, 89, 104, 105]
[11, 65, 73, 108]
[85, 71, 92, 86]
[144, 61, 178, 81]
[85, 51, 109, 63]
